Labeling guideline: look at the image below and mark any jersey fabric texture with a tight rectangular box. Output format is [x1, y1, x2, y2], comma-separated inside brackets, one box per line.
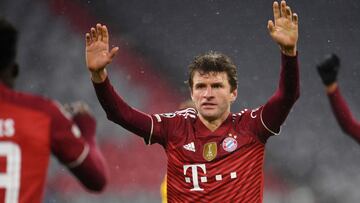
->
[93, 53, 299, 202]
[150, 106, 273, 202]
[328, 86, 360, 142]
[0, 83, 89, 203]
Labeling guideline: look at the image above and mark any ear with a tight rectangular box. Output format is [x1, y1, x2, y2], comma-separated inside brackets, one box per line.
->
[230, 88, 237, 102]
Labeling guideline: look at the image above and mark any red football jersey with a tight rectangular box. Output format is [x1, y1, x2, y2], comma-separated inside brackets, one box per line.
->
[149, 107, 276, 202]
[0, 83, 88, 203]
[92, 53, 299, 203]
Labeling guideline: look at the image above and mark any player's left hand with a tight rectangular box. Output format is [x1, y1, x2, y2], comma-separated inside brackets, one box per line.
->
[268, 0, 298, 56]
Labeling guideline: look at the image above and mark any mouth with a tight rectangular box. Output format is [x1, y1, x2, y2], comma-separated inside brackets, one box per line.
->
[201, 102, 216, 109]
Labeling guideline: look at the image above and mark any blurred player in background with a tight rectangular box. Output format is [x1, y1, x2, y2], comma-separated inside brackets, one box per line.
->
[0, 18, 108, 203]
[85, 0, 299, 202]
[317, 54, 360, 143]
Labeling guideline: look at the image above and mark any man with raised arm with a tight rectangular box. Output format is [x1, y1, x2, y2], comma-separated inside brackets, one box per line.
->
[317, 54, 360, 143]
[86, 1, 299, 202]
[0, 18, 108, 203]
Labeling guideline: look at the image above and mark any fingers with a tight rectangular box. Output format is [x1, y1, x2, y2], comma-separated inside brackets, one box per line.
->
[109, 47, 119, 59]
[267, 20, 275, 34]
[85, 33, 91, 46]
[286, 6, 292, 20]
[90, 27, 97, 42]
[292, 13, 298, 25]
[280, 0, 286, 18]
[273, 1, 296, 23]
[96, 24, 102, 41]
[86, 23, 110, 45]
[102, 25, 109, 43]
[273, 1, 280, 21]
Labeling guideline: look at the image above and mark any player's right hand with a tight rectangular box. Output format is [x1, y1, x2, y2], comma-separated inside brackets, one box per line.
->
[85, 23, 119, 73]
[64, 101, 92, 116]
[65, 101, 96, 140]
[316, 54, 340, 86]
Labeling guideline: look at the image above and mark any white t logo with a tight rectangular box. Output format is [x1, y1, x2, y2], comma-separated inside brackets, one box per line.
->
[183, 164, 206, 191]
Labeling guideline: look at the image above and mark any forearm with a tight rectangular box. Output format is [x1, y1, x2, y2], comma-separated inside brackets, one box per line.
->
[70, 143, 108, 192]
[93, 77, 152, 138]
[262, 52, 300, 130]
[67, 114, 108, 191]
[328, 86, 360, 142]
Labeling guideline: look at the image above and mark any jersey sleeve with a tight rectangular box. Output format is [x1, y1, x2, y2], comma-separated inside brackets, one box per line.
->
[47, 101, 108, 191]
[328, 86, 360, 143]
[258, 53, 300, 141]
[93, 77, 153, 141]
[47, 101, 89, 167]
[148, 108, 196, 147]
[239, 106, 278, 143]
[149, 112, 177, 146]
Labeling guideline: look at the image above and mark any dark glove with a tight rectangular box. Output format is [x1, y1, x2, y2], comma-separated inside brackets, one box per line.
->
[316, 54, 340, 86]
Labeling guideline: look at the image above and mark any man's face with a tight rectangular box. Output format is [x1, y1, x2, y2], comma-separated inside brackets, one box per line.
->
[191, 71, 237, 122]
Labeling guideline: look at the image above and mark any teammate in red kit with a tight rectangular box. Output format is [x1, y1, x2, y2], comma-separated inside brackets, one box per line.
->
[0, 19, 108, 203]
[86, 0, 299, 202]
[317, 54, 360, 143]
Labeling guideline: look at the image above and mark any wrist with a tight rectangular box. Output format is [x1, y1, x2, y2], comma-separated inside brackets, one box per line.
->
[280, 46, 297, 56]
[326, 82, 338, 94]
[91, 69, 108, 83]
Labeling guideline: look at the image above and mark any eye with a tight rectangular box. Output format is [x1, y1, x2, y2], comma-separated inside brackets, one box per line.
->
[212, 83, 223, 89]
[195, 84, 206, 90]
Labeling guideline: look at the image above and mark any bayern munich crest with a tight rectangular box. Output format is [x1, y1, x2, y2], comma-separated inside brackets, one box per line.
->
[222, 137, 238, 152]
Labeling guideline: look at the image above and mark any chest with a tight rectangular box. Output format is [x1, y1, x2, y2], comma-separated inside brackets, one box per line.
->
[166, 122, 261, 164]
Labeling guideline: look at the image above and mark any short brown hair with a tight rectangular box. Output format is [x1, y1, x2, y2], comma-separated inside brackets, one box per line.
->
[188, 51, 238, 92]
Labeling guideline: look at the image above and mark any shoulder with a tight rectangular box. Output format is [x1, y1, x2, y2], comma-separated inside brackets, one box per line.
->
[232, 107, 263, 123]
[2, 88, 70, 120]
[153, 108, 197, 122]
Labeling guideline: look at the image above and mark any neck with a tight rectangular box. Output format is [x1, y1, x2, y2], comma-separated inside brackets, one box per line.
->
[198, 111, 230, 132]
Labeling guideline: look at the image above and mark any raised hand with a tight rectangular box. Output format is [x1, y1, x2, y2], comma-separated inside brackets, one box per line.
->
[268, 1, 298, 56]
[85, 24, 119, 82]
[64, 101, 92, 116]
[317, 54, 340, 86]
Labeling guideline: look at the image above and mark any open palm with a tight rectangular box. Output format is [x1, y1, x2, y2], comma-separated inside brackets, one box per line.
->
[85, 24, 118, 72]
[268, 1, 298, 54]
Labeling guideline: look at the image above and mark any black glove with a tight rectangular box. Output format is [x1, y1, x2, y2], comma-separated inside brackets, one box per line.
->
[316, 54, 340, 86]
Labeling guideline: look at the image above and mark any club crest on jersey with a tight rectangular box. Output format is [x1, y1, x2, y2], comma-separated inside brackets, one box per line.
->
[222, 137, 238, 152]
[203, 142, 217, 161]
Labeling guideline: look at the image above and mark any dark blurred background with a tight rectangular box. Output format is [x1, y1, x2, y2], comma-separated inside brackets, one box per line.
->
[1, 0, 360, 202]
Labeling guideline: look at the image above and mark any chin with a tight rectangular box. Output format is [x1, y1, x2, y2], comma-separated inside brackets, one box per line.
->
[200, 112, 219, 121]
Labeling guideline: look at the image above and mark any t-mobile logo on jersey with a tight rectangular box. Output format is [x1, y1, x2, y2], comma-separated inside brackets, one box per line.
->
[183, 164, 237, 191]
[0, 118, 15, 137]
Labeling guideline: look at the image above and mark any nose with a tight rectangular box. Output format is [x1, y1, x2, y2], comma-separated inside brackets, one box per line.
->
[203, 86, 213, 98]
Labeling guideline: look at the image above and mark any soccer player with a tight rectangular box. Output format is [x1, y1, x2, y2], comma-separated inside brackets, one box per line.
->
[317, 54, 360, 143]
[0, 19, 108, 203]
[86, 0, 299, 202]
